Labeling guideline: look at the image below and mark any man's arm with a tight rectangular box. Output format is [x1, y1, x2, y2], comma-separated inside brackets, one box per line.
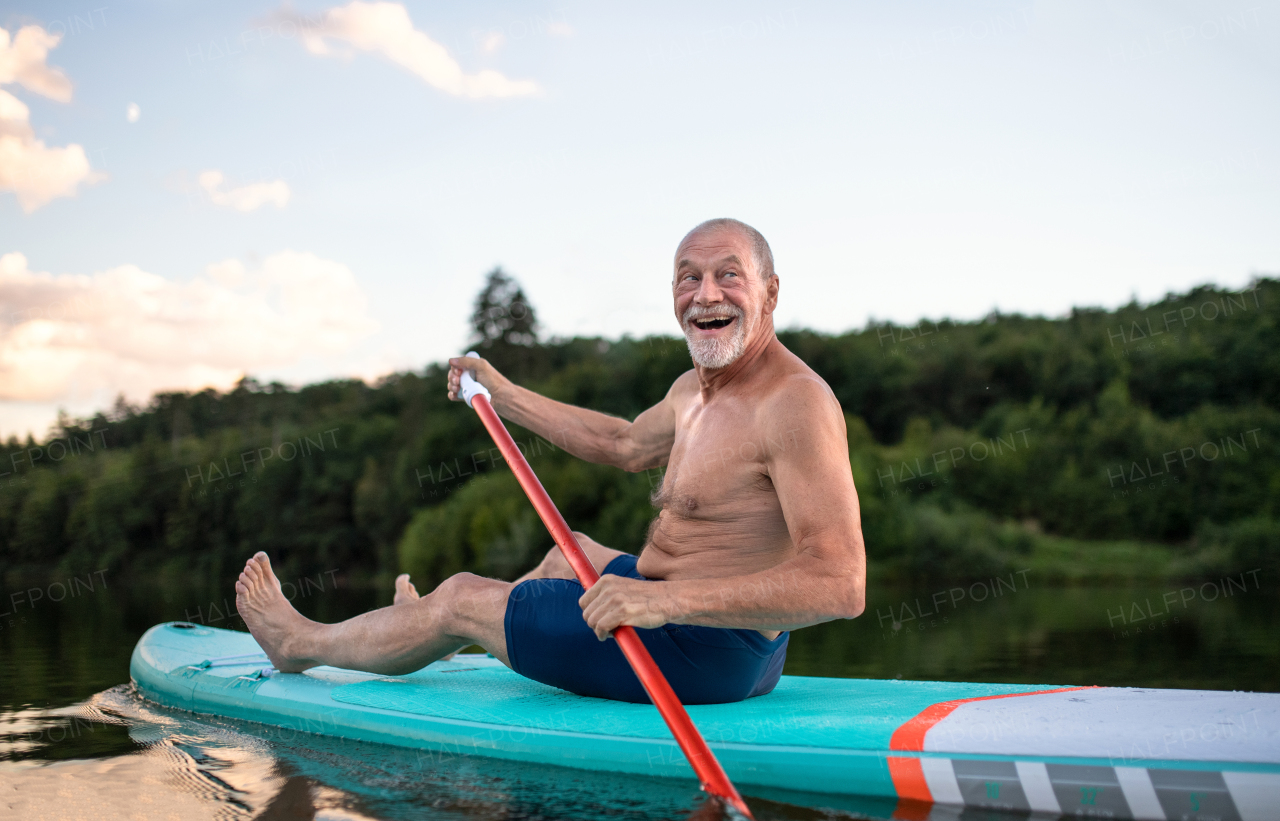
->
[447, 354, 686, 472]
[578, 376, 865, 636]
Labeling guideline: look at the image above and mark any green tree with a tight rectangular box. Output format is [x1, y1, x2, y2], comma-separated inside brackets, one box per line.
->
[4, 277, 1277, 583]
[469, 267, 539, 376]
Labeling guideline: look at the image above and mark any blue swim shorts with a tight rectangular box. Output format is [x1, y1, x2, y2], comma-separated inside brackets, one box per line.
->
[504, 553, 789, 704]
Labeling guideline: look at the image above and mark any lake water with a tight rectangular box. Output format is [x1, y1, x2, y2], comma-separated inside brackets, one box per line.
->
[2, 569, 1275, 819]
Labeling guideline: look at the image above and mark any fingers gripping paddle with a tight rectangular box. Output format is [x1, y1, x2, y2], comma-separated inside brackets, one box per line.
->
[458, 353, 754, 818]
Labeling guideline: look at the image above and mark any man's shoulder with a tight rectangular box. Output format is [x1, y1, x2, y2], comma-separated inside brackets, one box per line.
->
[759, 344, 840, 416]
[756, 351, 847, 461]
[668, 368, 700, 397]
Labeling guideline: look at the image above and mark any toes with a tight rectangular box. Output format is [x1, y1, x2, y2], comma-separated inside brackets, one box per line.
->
[393, 574, 420, 605]
[239, 553, 285, 601]
[255, 553, 283, 590]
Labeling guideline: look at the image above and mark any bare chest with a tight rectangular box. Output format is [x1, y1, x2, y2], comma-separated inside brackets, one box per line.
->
[656, 405, 799, 518]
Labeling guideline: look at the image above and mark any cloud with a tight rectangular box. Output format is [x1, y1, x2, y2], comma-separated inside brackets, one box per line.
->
[0, 26, 72, 102]
[0, 251, 380, 404]
[0, 88, 100, 212]
[126, 102, 140, 123]
[198, 169, 290, 212]
[291, 2, 539, 98]
[0, 26, 101, 212]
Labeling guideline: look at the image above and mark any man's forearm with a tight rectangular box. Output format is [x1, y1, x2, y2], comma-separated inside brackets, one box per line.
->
[493, 382, 635, 468]
[663, 552, 865, 631]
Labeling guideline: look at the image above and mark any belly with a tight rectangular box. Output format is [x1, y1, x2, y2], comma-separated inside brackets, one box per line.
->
[636, 506, 794, 582]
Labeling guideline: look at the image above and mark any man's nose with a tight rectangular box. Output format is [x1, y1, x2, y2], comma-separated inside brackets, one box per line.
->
[694, 276, 724, 304]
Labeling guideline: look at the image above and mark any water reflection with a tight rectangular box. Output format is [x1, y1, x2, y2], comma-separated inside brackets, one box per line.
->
[0, 703, 139, 763]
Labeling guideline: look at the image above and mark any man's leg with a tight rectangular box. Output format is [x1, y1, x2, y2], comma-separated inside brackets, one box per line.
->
[391, 570, 460, 659]
[516, 532, 626, 583]
[236, 552, 511, 675]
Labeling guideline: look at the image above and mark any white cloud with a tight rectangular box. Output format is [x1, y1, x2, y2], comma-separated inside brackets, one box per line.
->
[546, 22, 573, 37]
[0, 26, 101, 212]
[293, 2, 539, 98]
[0, 87, 30, 132]
[0, 251, 380, 404]
[198, 169, 290, 212]
[126, 102, 140, 123]
[480, 32, 505, 54]
[0, 26, 72, 102]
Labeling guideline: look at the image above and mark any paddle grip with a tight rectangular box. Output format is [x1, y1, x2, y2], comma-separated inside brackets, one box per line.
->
[459, 350, 491, 409]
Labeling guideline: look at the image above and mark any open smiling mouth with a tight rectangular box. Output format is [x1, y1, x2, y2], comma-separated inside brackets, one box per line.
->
[691, 316, 735, 331]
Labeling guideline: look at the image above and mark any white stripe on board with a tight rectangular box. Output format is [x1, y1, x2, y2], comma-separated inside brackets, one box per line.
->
[924, 688, 1280, 763]
[1015, 761, 1061, 813]
[1115, 767, 1165, 821]
[1222, 771, 1280, 821]
[920, 757, 963, 805]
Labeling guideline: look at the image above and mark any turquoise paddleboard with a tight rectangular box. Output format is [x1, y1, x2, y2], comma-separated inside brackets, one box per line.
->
[131, 622, 1280, 819]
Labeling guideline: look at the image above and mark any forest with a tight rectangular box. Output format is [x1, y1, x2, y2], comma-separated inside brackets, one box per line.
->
[2, 271, 1276, 586]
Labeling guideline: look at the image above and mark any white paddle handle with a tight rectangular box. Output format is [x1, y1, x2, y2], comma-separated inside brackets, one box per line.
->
[459, 350, 490, 408]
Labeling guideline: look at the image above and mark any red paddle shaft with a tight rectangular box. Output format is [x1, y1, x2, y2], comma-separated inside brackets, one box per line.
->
[459, 362, 752, 817]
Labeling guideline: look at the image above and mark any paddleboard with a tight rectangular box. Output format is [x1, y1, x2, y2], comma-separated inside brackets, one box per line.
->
[130, 622, 1280, 819]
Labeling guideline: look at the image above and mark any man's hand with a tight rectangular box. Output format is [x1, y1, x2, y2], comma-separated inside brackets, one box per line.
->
[447, 355, 511, 403]
[578, 575, 678, 640]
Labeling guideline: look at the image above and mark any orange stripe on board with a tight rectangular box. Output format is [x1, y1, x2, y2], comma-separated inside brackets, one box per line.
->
[890, 686, 1096, 752]
[887, 756, 931, 804]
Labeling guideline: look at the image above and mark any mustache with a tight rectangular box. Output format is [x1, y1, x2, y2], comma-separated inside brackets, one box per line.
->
[682, 304, 745, 324]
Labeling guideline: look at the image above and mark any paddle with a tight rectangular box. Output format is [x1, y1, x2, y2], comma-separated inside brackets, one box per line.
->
[458, 353, 754, 819]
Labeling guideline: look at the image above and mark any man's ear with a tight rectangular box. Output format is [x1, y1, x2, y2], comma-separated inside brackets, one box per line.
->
[763, 274, 780, 314]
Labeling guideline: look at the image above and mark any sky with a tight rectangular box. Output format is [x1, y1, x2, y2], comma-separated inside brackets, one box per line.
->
[1, 0, 1277, 442]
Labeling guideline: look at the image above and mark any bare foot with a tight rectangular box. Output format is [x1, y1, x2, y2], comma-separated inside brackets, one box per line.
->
[393, 573, 420, 605]
[235, 552, 317, 673]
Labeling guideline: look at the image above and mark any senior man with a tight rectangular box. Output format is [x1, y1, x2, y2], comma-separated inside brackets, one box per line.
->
[236, 218, 866, 704]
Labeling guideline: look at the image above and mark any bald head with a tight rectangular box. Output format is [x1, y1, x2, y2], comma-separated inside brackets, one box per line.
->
[677, 218, 775, 281]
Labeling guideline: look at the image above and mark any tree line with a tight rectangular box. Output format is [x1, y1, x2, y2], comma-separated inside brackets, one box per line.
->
[2, 271, 1275, 584]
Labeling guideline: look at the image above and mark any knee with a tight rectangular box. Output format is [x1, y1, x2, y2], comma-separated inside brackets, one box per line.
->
[429, 573, 505, 632]
[433, 572, 493, 604]
[434, 571, 479, 594]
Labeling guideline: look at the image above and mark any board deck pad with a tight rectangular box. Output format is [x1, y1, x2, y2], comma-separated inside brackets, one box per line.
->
[131, 622, 1280, 819]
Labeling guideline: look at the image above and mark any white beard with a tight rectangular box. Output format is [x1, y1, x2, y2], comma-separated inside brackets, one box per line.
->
[682, 305, 750, 369]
